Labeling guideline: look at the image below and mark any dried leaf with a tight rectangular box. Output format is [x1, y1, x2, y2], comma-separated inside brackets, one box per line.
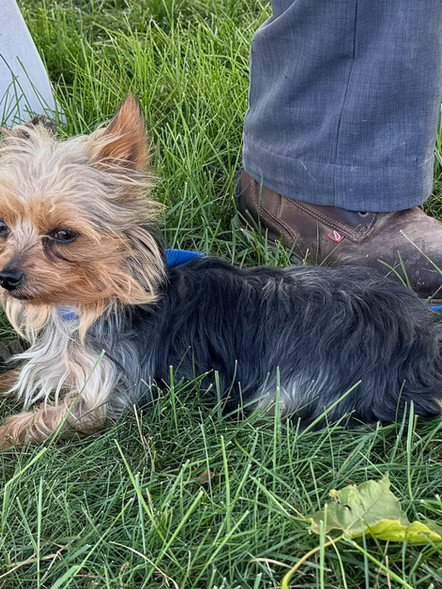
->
[194, 469, 214, 485]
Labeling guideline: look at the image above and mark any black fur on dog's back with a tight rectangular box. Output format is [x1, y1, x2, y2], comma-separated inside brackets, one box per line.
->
[90, 257, 442, 427]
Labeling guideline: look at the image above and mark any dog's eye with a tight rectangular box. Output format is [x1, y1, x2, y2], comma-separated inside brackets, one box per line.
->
[50, 229, 78, 243]
[0, 220, 9, 236]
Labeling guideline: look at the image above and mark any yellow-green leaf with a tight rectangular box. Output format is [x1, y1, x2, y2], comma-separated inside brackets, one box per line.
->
[306, 475, 442, 544]
[366, 519, 442, 543]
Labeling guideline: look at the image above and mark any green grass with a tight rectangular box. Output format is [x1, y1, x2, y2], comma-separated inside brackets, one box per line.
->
[1, 1, 442, 587]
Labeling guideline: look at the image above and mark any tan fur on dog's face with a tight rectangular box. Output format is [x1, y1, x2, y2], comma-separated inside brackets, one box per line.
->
[0, 95, 165, 334]
[0, 190, 131, 304]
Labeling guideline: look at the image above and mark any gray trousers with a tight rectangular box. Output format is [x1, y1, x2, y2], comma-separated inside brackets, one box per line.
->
[242, 0, 442, 212]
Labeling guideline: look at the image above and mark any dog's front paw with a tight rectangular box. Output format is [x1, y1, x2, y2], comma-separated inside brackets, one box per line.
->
[0, 422, 21, 449]
[0, 413, 34, 449]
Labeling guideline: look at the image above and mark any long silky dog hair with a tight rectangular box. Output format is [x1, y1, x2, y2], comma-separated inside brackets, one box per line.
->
[0, 94, 441, 447]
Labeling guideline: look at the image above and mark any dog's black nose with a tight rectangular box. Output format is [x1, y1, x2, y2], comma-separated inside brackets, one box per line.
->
[0, 266, 25, 291]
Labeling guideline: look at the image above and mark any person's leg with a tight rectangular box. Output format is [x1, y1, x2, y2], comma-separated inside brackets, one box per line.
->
[243, 0, 441, 211]
[237, 0, 442, 299]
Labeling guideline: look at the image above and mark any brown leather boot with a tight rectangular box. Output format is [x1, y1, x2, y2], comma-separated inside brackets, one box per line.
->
[236, 170, 442, 301]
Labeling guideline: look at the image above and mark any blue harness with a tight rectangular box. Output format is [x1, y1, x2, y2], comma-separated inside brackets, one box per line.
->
[165, 248, 203, 266]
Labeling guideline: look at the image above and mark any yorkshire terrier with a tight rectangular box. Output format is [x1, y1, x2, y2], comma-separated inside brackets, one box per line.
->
[0, 94, 441, 448]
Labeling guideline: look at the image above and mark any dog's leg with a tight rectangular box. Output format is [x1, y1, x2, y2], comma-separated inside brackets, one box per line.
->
[0, 369, 22, 393]
[0, 394, 108, 448]
[0, 348, 119, 448]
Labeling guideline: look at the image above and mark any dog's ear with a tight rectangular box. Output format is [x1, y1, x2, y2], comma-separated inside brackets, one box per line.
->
[90, 93, 147, 171]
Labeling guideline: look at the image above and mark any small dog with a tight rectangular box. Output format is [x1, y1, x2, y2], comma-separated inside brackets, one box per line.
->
[0, 94, 441, 447]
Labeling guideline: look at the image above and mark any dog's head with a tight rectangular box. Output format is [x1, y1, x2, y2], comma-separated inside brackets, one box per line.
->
[0, 94, 165, 335]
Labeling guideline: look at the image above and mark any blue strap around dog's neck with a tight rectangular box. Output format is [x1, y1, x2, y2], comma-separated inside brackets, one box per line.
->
[58, 248, 203, 322]
[58, 306, 79, 322]
[165, 248, 203, 266]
